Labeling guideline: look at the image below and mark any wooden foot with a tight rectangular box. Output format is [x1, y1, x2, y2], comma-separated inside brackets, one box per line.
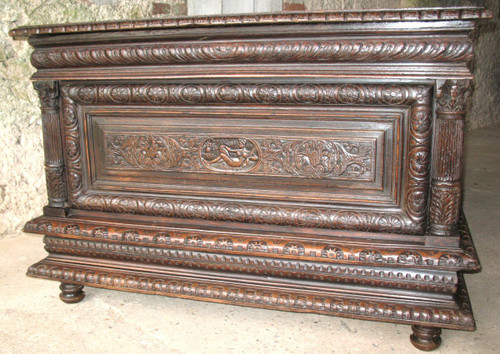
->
[410, 325, 442, 351]
[59, 283, 85, 304]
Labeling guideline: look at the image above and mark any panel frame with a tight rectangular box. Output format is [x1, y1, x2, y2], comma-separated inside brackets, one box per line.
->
[60, 82, 432, 235]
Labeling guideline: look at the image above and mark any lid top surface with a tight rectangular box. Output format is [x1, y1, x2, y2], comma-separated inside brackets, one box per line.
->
[9, 7, 492, 40]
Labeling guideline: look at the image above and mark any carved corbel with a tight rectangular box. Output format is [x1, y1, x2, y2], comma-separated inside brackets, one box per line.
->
[428, 79, 470, 246]
[33, 81, 67, 210]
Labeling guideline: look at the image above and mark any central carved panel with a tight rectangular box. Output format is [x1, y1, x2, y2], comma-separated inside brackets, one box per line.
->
[106, 134, 374, 180]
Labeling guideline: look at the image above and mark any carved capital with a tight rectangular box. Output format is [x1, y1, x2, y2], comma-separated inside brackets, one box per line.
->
[436, 79, 470, 114]
[33, 81, 59, 110]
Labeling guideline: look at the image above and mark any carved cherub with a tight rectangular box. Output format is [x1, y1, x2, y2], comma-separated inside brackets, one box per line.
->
[205, 139, 258, 168]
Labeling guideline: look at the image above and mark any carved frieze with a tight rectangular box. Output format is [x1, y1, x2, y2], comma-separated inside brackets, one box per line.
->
[106, 134, 374, 179]
[42, 236, 455, 293]
[30, 37, 474, 69]
[67, 83, 427, 106]
[23, 215, 480, 271]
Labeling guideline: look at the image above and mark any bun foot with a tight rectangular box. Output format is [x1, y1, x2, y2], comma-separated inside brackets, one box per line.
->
[410, 325, 442, 351]
[59, 283, 85, 304]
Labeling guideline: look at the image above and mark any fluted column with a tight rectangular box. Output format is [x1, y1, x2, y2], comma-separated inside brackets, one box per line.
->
[428, 79, 470, 246]
[34, 81, 67, 208]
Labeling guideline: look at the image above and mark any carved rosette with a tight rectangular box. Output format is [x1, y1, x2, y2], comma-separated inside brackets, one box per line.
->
[33, 81, 67, 207]
[62, 83, 432, 234]
[66, 83, 431, 106]
[429, 80, 470, 240]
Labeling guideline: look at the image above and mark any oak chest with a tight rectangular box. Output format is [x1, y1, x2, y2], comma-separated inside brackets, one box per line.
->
[10, 7, 491, 350]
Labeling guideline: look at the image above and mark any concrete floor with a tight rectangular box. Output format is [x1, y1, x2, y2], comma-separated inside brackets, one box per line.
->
[1, 126, 499, 354]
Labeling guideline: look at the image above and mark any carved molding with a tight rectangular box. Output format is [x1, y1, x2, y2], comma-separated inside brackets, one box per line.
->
[66, 83, 428, 106]
[43, 236, 457, 293]
[106, 134, 374, 180]
[10, 8, 492, 39]
[30, 37, 473, 69]
[26, 260, 475, 329]
[61, 83, 432, 234]
[24, 214, 480, 271]
[60, 86, 83, 202]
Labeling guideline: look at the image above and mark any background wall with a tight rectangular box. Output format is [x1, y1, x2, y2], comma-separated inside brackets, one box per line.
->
[1, 0, 498, 238]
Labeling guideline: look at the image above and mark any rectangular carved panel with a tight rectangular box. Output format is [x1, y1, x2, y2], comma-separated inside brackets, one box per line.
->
[105, 134, 375, 180]
[86, 107, 393, 205]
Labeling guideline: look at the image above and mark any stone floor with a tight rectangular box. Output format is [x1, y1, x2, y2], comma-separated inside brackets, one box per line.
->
[1, 126, 499, 354]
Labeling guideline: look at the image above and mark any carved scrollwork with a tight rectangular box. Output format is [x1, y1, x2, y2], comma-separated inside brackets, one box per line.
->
[106, 133, 373, 179]
[107, 135, 184, 170]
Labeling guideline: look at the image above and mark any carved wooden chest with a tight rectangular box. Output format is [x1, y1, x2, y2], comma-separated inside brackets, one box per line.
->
[10, 7, 491, 350]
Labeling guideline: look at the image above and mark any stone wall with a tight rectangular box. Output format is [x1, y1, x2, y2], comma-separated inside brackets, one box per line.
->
[1, 0, 498, 237]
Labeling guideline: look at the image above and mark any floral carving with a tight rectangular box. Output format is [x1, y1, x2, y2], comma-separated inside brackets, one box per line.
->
[438, 255, 464, 267]
[321, 247, 344, 260]
[359, 250, 383, 263]
[215, 238, 234, 250]
[398, 252, 423, 265]
[247, 241, 268, 253]
[437, 80, 470, 113]
[91, 227, 108, 239]
[63, 224, 80, 235]
[264, 139, 372, 179]
[107, 135, 183, 170]
[105, 133, 373, 180]
[36, 222, 52, 232]
[122, 231, 139, 241]
[153, 232, 171, 244]
[283, 243, 305, 256]
[185, 236, 203, 247]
